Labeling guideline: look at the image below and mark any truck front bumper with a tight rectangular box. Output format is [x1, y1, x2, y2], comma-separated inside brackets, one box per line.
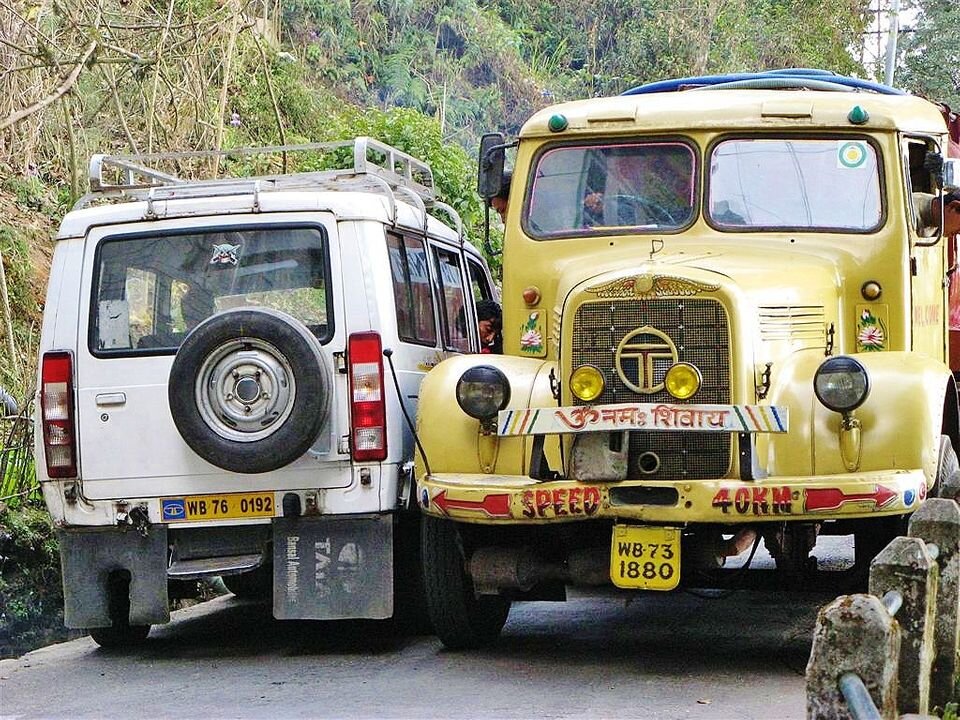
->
[418, 469, 928, 525]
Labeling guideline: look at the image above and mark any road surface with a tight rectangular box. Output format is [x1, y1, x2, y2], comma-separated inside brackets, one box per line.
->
[1, 584, 831, 720]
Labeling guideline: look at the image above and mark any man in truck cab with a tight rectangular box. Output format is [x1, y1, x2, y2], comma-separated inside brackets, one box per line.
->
[581, 145, 693, 228]
[916, 190, 960, 238]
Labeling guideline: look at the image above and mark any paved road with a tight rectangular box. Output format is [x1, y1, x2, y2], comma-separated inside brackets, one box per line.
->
[0, 585, 831, 720]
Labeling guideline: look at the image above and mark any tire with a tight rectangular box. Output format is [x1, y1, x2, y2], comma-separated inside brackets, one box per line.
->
[390, 513, 433, 636]
[935, 434, 960, 501]
[853, 434, 958, 581]
[223, 565, 272, 601]
[421, 515, 510, 649]
[89, 622, 150, 649]
[169, 308, 330, 474]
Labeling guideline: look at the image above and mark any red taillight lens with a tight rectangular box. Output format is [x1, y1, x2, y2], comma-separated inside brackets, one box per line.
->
[41, 351, 78, 478]
[348, 332, 386, 462]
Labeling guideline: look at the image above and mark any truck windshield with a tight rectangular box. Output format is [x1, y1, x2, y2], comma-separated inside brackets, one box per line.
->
[708, 138, 882, 231]
[525, 141, 696, 237]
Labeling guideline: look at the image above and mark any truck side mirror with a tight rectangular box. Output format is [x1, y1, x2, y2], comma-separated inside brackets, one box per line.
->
[943, 158, 960, 193]
[477, 133, 506, 200]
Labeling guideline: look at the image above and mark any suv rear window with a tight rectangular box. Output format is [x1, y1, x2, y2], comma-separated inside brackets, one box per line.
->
[90, 225, 331, 354]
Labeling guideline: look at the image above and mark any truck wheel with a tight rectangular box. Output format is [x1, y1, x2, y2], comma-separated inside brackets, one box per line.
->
[391, 512, 433, 635]
[89, 622, 151, 649]
[421, 515, 510, 649]
[90, 571, 152, 648]
[935, 434, 960, 501]
[169, 308, 330, 474]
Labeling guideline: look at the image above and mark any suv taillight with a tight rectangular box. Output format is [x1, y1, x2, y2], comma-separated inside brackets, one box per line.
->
[348, 332, 387, 462]
[41, 351, 78, 478]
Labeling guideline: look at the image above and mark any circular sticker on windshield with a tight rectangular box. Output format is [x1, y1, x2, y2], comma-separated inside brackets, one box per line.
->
[838, 141, 867, 169]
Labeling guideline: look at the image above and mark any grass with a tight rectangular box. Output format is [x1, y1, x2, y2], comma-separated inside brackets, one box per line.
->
[0, 409, 37, 507]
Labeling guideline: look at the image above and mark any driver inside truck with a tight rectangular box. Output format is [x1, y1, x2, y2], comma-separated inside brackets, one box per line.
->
[915, 191, 960, 238]
[582, 146, 693, 228]
[488, 170, 512, 223]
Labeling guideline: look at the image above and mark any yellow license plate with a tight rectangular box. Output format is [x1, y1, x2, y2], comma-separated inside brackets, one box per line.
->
[610, 525, 681, 590]
[160, 492, 275, 522]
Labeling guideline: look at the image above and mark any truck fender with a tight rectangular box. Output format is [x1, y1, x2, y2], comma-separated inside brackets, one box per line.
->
[416, 354, 557, 477]
[765, 349, 954, 487]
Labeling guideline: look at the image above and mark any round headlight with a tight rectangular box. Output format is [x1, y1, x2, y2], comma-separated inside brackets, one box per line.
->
[665, 362, 702, 400]
[571, 365, 605, 402]
[814, 356, 870, 413]
[456, 365, 511, 420]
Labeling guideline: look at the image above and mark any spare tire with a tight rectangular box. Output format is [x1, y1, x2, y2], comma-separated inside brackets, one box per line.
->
[169, 308, 331, 474]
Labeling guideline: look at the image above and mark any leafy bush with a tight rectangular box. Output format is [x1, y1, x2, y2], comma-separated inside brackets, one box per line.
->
[0, 502, 75, 658]
[0, 418, 36, 507]
[0, 221, 47, 396]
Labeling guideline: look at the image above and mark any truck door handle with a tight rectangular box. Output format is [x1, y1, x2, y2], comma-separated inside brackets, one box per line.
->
[95, 393, 127, 406]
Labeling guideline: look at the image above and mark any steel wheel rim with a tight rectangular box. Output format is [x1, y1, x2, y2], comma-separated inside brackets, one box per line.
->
[195, 336, 296, 442]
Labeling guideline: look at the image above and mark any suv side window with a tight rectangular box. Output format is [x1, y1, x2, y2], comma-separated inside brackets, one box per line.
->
[387, 232, 438, 345]
[468, 258, 495, 302]
[434, 247, 471, 352]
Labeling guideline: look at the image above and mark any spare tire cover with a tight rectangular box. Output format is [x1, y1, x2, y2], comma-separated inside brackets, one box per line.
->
[169, 308, 331, 474]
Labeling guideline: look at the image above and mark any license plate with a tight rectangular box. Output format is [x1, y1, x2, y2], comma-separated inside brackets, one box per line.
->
[160, 492, 275, 522]
[610, 525, 681, 590]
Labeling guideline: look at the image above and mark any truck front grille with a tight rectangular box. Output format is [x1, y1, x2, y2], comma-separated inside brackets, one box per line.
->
[571, 298, 731, 480]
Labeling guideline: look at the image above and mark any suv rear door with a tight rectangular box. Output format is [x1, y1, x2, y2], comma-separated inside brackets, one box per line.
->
[75, 213, 349, 500]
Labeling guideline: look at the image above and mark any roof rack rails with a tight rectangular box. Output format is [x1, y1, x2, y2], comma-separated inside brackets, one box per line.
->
[621, 69, 905, 97]
[77, 138, 461, 235]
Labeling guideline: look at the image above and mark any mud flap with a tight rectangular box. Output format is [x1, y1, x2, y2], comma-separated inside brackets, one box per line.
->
[58, 526, 169, 628]
[272, 514, 393, 620]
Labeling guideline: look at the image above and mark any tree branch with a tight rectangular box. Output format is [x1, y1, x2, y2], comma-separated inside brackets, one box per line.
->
[100, 63, 139, 153]
[0, 35, 36, 57]
[146, 0, 175, 153]
[0, 39, 97, 132]
[212, 7, 242, 175]
[252, 30, 286, 156]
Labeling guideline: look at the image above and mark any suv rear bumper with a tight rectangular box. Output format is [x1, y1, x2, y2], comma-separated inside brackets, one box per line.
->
[57, 514, 396, 628]
[418, 469, 928, 524]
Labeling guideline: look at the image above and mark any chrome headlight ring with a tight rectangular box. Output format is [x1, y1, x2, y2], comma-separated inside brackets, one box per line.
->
[814, 356, 870, 413]
[456, 365, 511, 420]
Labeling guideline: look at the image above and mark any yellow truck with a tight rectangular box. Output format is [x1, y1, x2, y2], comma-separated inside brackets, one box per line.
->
[414, 70, 960, 648]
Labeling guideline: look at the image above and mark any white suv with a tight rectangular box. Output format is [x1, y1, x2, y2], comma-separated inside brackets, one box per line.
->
[34, 138, 497, 646]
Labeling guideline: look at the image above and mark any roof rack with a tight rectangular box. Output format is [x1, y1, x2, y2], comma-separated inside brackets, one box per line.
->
[621, 69, 905, 97]
[77, 137, 461, 237]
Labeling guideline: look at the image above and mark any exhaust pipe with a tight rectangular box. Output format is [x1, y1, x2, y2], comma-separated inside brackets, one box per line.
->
[468, 546, 610, 594]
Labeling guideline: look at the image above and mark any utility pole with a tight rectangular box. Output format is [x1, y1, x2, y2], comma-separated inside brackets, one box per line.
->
[884, 0, 901, 86]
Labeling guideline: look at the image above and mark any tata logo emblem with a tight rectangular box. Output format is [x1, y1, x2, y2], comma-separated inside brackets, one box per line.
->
[615, 326, 678, 394]
[161, 499, 186, 521]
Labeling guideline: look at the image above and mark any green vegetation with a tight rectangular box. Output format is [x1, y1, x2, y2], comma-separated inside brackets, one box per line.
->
[0, 501, 75, 657]
[896, 0, 960, 109]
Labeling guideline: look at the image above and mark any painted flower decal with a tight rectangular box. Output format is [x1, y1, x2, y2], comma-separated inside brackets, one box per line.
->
[520, 329, 542, 349]
[857, 308, 885, 351]
[520, 312, 544, 354]
[858, 326, 884, 347]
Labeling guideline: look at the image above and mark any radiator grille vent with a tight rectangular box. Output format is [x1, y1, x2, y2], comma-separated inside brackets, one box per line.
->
[571, 298, 731, 480]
